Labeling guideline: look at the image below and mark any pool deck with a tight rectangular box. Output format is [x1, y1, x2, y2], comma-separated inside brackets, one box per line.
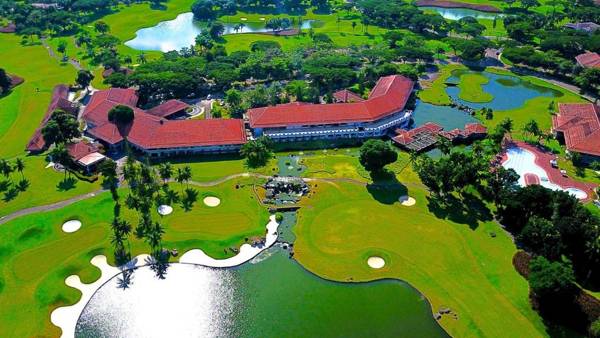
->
[501, 141, 597, 202]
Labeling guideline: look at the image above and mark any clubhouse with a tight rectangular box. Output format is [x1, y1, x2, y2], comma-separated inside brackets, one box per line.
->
[552, 103, 600, 163]
[31, 75, 415, 157]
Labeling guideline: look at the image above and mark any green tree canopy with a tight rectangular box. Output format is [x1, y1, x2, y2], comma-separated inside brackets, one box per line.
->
[359, 139, 398, 173]
[108, 105, 135, 125]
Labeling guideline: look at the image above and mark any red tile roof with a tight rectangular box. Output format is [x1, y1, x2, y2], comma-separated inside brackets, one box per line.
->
[83, 89, 246, 150]
[553, 103, 600, 156]
[393, 122, 443, 145]
[66, 141, 101, 161]
[575, 52, 600, 68]
[248, 75, 414, 128]
[332, 89, 364, 103]
[83, 88, 140, 126]
[146, 99, 190, 118]
[26, 84, 76, 152]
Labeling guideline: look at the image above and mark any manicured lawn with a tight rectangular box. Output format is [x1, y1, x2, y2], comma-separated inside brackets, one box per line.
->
[457, 72, 493, 103]
[0, 156, 102, 218]
[0, 34, 76, 158]
[0, 177, 268, 337]
[294, 175, 547, 337]
[418, 64, 463, 105]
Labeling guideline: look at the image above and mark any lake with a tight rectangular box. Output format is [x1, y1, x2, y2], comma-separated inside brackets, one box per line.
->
[412, 100, 479, 130]
[446, 70, 562, 111]
[125, 12, 316, 52]
[75, 248, 448, 338]
[421, 6, 503, 20]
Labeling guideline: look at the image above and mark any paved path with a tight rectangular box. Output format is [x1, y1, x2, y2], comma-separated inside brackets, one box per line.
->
[0, 190, 104, 225]
[41, 37, 83, 70]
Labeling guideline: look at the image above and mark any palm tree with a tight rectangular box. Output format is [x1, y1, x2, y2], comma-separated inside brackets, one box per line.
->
[0, 159, 12, 180]
[158, 162, 173, 185]
[137, 52, 147, 64]
[176, 166, 192, 190]
[351, 21, 357, 32]
[50, 145, 71, 180]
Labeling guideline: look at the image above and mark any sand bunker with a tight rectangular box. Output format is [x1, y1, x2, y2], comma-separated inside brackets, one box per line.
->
[62, 220, 82, 233]
[203, 196, 221, 207]
[157, 205, 173, 216]
[399, 195, 416, 206]
[368, 256, 385, 269]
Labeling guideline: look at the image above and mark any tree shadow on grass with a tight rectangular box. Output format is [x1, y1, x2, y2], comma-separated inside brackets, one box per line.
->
[57, 177, 77, 191]
[3, 187, 19, 202]
[366, 170, 408, 205]
[426, 192, 493, 230]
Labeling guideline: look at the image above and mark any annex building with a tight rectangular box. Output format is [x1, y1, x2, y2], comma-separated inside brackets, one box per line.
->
[553, 103, 600, 163]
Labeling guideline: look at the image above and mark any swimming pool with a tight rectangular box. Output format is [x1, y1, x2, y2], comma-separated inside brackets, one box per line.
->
[502, 147, 588, 200]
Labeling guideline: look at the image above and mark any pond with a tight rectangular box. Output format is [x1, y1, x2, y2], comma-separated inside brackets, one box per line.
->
[125, 12, 317, 52]
[75, 249, 448, 337]
[445, 70, 562, 111]
[412, 100, 479, 130]
[421, 6, 503, 20]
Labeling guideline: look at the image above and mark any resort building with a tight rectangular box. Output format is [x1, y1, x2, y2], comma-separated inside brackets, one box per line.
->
[565, 22, 600, 34]
[575, 52, 600, 68]
[66, 141, 106, 173]
[81, 88, 246, 157]
[392, 122, 487, 152]
[26, 84, 79, 153]
[247, 75, 415, 142]
[553, 103, 600, 162]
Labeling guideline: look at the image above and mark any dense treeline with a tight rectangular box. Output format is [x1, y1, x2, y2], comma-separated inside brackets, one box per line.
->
[413, 122, 600, 333]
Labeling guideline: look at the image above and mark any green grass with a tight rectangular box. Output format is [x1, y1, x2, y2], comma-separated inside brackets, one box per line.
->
[0, 177, 268, 337]
[457, 72, 494, 103]
[293, 162, 547, 337]
[0, 34, 76, 158]
[0, 156, 102, 218]
[418, 64, 463, 105]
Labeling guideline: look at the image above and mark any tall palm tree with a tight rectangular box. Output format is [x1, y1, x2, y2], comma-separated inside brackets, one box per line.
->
[158, 162, 173, 185]
[15, 158, 25, 180]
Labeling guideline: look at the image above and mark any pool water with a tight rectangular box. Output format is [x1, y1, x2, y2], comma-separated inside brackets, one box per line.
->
[75, 249, 448, 337]
[420, 6, 503, 20]
[446, 70, 562, 111]
[502, 147, 588, 200]
[125, 12, 317, 52]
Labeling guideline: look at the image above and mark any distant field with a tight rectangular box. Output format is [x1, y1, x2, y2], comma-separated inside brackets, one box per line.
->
[0, 34, 75, 158]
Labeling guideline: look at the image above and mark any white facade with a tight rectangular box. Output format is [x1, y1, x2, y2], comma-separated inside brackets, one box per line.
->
[254, 110, 412, 142]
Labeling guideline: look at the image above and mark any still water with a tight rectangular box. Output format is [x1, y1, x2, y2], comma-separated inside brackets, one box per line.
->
[125, 12, 316, 52]
[421, 6, 503, 20]
[446, 70, 562, 110]
[76, 249, 448, 337]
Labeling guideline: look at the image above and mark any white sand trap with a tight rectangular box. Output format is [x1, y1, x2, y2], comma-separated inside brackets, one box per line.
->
[399, 195, 416, 206]
[240, 17, 247, 21]
[157, 205, 173, 216]
[203, 196, 221, 207]
[368, 256, 385, 269]
[62, 220, 82, 233]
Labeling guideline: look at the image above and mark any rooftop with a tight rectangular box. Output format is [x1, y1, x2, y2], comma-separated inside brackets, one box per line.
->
[553, 103, 600, 156]
[83, 90, 246, 150]
[575, 52, 600, 68]
[248, 75, 414, 128]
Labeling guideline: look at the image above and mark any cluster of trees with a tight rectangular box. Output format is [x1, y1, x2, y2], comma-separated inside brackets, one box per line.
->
[412, 119, 600, 333]
[240, 136, 273, 168]
[0, 68, 12, 94]
[190, 0, 327, 21]
[105, 33, 423, 106]
[357, 0, 447, 35]
[0, 157, 28, 201]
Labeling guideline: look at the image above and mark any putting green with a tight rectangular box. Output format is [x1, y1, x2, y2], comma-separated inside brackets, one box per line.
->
[294, 181, 546, 337]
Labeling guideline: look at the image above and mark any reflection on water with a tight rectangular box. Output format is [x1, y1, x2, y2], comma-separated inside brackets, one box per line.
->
[421, 6, 503, 20]
[412, 100, 478, 130]
[125, 12, 316, 52]
[446, 70, 562, 111]
[76, 249, 448, 338]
